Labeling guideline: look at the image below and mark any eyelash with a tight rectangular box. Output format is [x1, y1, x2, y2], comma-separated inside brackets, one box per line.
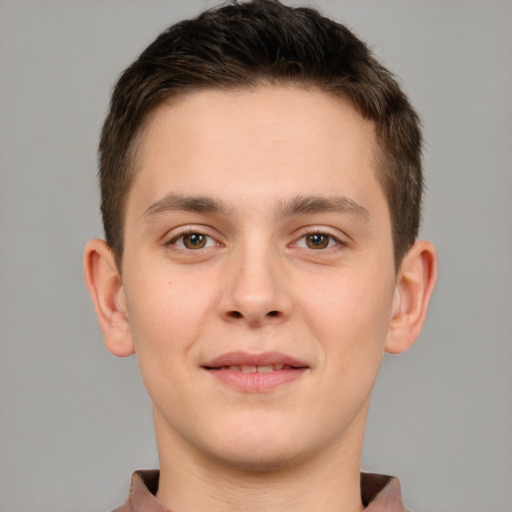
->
[166, 229, 219, 250]
[292, 230, 345, 251]
[166, 228, 345, 252]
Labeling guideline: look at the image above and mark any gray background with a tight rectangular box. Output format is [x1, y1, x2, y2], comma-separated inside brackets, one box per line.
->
[1, 1, 511, 511]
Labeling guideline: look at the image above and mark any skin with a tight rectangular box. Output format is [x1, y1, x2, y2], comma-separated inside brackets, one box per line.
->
[84, 86, 436, 512]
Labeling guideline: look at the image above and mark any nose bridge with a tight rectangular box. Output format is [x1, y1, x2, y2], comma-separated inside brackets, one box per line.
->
[219, 234, 291, 324]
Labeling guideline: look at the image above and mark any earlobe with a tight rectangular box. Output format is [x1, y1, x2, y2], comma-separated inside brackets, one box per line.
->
[385, 240, 437, 355]
[83, 239, 135, 357]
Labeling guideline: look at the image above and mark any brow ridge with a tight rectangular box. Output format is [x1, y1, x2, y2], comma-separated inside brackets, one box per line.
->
[144, 192, 370, 221]
[276, 194, 370, 220]
[144, 193, 231, 218]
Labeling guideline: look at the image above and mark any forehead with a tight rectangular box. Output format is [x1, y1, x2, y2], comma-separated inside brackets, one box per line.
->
[129, 85, 384, 216]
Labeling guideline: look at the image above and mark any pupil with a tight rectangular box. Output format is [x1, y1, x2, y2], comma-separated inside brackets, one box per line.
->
[184, 233, 206, 249]
[307, 234, 328, 249]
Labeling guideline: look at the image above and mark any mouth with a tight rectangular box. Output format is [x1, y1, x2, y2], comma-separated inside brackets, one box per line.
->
[202, 352, 309, 392]
[205, 363, 300, 373]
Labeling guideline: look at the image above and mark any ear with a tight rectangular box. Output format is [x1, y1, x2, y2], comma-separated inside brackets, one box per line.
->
[83, 239, 135, 357]
[385, 240, 437, 354]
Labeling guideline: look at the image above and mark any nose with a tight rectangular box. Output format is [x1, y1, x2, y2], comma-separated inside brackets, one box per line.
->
[218, 243, 293, 326]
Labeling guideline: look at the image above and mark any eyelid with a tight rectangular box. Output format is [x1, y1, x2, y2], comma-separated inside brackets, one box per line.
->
[290, 227, 348, 249]
[164, 225, 222, 249]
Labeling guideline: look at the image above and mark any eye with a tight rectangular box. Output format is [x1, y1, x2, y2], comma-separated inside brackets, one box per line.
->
[171, 232, 217, 250]
[294, 232, 341, 250]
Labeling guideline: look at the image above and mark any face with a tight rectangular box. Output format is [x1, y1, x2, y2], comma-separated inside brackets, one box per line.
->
[120, 86, 398, 470]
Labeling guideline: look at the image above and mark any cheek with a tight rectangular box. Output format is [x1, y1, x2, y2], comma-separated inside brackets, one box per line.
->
[298, 269, 395, 360]
[122, 269, 217, 413]
[123, 267, 215, 360]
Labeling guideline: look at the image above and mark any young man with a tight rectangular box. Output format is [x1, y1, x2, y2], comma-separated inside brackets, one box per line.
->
[84, 1, 436, 510]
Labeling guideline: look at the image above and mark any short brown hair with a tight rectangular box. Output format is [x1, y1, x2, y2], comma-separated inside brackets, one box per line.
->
[99, 0, 423, 269]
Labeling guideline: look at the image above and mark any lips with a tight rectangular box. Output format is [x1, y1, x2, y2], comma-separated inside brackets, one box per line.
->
[203, 351, 308, 370]
[212, 363, 294, 373]
[202, 351, 308, 392]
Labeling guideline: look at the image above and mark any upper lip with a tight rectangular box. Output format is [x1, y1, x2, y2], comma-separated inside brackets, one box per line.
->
[203, 351, 308, 369]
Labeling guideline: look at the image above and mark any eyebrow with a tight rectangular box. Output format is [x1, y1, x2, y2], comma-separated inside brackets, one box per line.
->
[144, 193, 232, 218]
[276, 195, 370, 220]
[144, 192, 370, 221]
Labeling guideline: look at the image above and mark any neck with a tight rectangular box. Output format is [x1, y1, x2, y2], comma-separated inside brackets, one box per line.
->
[154, 411, 366, 512]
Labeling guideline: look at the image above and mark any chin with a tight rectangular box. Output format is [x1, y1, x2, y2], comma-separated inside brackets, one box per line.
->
[212, 442, 305, 473]
[203, 415, 315, 473]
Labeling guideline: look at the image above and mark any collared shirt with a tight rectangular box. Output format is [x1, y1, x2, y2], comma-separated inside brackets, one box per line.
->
[113, 470, 408, 511]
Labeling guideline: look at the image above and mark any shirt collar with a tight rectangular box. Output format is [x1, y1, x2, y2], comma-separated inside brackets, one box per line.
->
[114, 469, 408, 511]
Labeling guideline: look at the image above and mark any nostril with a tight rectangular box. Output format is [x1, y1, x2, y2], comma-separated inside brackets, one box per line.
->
[229, 311, 243, 318]
[267, 310, 279, 317]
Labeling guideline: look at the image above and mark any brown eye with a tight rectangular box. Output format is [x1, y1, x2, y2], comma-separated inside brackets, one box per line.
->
[305, 233, 330, 249]
[182, 233, 207, 249]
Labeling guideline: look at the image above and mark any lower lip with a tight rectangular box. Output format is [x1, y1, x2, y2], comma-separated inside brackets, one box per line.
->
[205, 368, 307, 392]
